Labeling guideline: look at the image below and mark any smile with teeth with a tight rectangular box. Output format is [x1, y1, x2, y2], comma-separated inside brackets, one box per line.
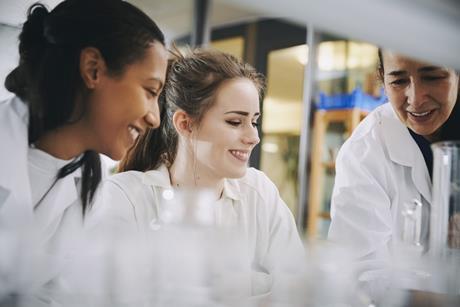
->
[229, 150, 250, 161]
[128, 125, 141, 141]
[408, 110, 433, 117]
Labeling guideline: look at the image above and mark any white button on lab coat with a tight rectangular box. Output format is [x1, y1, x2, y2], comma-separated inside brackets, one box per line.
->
[328, 103, 432, 282]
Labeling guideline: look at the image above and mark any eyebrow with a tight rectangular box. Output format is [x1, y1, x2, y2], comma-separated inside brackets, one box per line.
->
[387, 66, 445, 77]
[224, 111, 261, 117]
[418, 66, 445, 73]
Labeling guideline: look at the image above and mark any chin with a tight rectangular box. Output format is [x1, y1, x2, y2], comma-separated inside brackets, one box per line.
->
[105, 147, 126, 162]
[409, 122, 438, 135]
[225, 167, 248, 179]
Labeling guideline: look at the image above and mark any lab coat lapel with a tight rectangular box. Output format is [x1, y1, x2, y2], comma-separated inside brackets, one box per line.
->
[0, 97, 33, 226]
[34, 171, 80, 242]
[381, 108, 432, 204]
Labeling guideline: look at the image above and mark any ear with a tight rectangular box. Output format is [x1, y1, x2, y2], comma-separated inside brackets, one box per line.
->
[172, 109, 194, 137]
[80, 47, 106, 89]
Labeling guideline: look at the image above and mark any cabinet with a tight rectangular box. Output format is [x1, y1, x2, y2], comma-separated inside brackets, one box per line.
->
[306, 108, 368, 238]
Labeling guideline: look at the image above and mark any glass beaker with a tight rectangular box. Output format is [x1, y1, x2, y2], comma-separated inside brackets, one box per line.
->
[430, 141, 460, 295]
[430, 141, 460, 255]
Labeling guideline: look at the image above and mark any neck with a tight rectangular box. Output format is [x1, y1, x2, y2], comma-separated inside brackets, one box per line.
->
[34, 122, 92, 160]
[424, 129, 441, 143]
[169, 144, 224, 200]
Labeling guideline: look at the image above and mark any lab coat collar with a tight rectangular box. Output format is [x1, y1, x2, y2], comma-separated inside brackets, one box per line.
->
[222, 178, 241, 201]
[142, 164, 172, 188]
[141, 164, 241, 201]
[34, 169, 81, 241]
[381, 105, 432, 203]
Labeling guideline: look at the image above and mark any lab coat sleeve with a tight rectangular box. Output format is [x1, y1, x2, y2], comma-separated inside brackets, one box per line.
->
[85, 178, 139, 234]
[328, 133, 393, 282]
[260, 172, 306, 272]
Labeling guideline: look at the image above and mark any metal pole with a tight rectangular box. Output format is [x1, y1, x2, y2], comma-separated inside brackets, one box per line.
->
[191, 0, 211, 47]
[296, 23, 319, 233]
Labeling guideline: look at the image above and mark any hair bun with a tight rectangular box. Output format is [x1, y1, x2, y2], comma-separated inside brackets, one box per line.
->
[19, 4, 49, 57]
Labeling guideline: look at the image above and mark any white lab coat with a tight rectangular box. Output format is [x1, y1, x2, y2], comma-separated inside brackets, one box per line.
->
[328, 103, 431, 282]
[0, 96, 94, 305]
[88, 164, 305, 296]
[0, 96, 34, 228]
[0, 96, 84, 245]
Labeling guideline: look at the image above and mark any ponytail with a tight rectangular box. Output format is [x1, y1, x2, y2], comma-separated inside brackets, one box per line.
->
[4, 3, 49, 101]
[57, 151, 101, 214]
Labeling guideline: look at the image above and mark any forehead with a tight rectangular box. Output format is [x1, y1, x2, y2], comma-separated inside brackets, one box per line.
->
[211, 78, 260, 112]
[382, 51, 431, 70]
[125, 41, 168, 80]
[382, 51, 451, 74]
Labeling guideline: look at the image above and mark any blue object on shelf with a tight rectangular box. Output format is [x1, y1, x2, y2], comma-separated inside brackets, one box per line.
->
[318, 87, 387, 111]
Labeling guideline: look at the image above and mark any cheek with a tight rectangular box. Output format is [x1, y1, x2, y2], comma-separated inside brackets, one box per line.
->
[446, 88, 459, 109]
[100, 88, 147, 123]
[386, 90, 407, 112]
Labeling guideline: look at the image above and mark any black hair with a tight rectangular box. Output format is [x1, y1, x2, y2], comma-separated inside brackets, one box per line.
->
[5, 0, 165, 214]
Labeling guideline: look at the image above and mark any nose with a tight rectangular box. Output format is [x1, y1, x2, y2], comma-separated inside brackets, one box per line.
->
[144, 99, 160, 129]
[242, 125, 260, 146]
[406, 78, 429, 108]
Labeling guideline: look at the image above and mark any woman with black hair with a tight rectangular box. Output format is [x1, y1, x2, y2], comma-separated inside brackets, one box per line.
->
[328, 50, 459, 294]
[0, 0, 167, 246]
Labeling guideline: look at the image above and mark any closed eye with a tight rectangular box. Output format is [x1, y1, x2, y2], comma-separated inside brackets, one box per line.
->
[145, 88, 158, 98]
[252, 122, 259, 128]
[422, 75, 446, 81]
[390, 79, 408, 86]
[226, 120, 241, 127]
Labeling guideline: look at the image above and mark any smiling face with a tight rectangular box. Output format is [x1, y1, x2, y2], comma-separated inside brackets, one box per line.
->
[85, 41, 168, 160]
[192, 78, 261, 179]
[382, 51, 459, 140]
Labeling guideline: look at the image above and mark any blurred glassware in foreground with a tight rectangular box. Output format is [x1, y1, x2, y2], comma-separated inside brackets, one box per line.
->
[430, 141, 460, 256]
[0, 225, 59, 307]
[56, 188, 254, 307]
[429, 141, 460, 294]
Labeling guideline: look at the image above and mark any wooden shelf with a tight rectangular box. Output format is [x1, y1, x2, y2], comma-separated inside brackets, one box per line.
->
[321, 161, 335, 170]
[306, 108, 368, 238]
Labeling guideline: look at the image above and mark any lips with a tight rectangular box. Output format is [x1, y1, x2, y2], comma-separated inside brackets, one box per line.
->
[408, 110, 432, 117]
[229, 149, 250, 162]
[128, 125, 142, 143]
[406, 109, 436, 123]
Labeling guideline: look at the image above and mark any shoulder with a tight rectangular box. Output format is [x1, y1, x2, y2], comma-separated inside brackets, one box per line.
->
[229, 168, 281, 209]
[237, 167, 278, 195]
[0, 97, 29, 174]
[346, 103, 395, 142]
[102, 167, 169, 200]
[0, 96, 28, 121]
[338, 103, 398, 161]
[103, 170, 147, 195]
